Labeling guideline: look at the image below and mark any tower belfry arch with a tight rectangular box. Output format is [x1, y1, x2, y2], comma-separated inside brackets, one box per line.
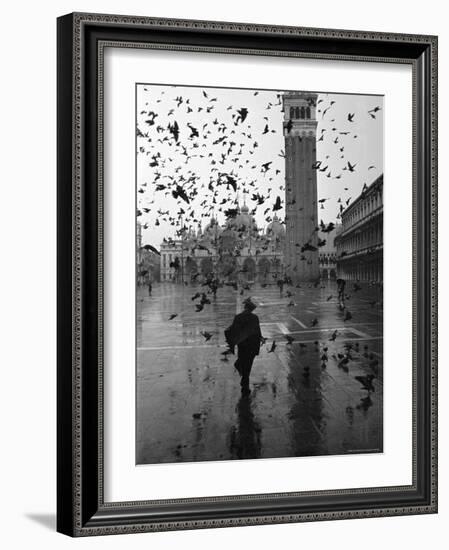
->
[282, 92, 319, 282]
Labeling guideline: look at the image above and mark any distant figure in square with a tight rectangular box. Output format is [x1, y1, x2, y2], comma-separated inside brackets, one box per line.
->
[225, 298, 262, 396]
[336, 277, 346, 309]
[210, 277, 219, 300]
[277, 277, 284, 297]
[148, 280, 152, 296]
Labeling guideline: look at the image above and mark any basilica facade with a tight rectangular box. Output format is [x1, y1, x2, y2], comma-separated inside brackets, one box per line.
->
[160, 203, 285, 284]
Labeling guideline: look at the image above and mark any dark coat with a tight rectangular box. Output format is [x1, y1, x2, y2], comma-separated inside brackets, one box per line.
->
[225, 311, 262, 356]
[336, 278, 346, 291]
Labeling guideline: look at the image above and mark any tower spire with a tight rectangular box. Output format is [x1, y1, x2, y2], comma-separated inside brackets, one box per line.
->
[282, 91, 319, 282]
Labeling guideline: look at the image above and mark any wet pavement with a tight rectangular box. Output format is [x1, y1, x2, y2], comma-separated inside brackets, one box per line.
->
[136, 281, 383, 464]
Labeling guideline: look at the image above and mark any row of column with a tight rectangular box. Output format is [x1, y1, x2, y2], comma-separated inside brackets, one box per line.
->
[337, 258, 383, 282]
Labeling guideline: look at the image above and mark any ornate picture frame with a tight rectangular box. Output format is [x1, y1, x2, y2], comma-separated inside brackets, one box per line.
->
[57, 12, 437, 536]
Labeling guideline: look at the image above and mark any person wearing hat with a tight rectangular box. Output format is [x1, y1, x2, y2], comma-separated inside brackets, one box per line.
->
[224, 297, 263, 395]
[336, 277, 346, 309]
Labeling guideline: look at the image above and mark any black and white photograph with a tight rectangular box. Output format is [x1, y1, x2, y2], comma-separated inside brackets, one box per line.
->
[52, 2, 441, 538]
[136, 84, 384, 465]
[0, 0, 441, 544]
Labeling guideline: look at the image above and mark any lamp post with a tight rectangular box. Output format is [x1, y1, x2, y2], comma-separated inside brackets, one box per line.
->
[180, 215, 184, 285]
[274, 236, 279, 282]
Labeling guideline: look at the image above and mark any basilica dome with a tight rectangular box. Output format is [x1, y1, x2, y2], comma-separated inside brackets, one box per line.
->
[266, 214, 285, 238]
[202, 217, 222, 241]
[226, 203, 258, 233]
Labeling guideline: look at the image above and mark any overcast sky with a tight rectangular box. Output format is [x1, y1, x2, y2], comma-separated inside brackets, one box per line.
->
[136, 84, 383, 249]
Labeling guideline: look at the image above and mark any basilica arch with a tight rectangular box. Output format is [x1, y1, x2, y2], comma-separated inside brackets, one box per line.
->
[258, 258, 271, 283]
[200, 257, 214, 278]
[271, 257, 282, 279]
[217, 254, 237, 280]
[242, 257, 256, 282]
[185, 257, 198, 280]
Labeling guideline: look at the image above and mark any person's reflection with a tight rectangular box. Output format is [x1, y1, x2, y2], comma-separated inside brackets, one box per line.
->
[229, 395, 262, 459]
[356, 394, 373, 414]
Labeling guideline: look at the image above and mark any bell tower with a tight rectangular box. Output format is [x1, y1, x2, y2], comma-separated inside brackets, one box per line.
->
[283, 92, 319, 282]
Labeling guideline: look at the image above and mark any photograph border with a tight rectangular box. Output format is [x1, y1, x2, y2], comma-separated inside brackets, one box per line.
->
[57, 12, 437, 536]
[133, 79, 386, 466]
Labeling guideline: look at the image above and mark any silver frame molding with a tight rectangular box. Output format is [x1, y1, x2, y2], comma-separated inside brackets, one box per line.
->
[57, 12, 438, 537]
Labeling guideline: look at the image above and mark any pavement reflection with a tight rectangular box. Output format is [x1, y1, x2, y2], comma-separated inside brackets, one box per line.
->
[229, 395, 262, 460]
[136, 280, 383, 464]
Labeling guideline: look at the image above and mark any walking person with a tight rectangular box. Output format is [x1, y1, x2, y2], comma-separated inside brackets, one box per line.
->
[210, 277, 218, 300]
[225, 298, 263, 396]
[336, 277, 346, 309]
[277, 277, 284, 297]
[148, 279, 152, 296]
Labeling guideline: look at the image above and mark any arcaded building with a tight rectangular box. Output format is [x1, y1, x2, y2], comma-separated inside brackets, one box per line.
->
[137, 222, 161, 284]
[335, 175, 383, 282]
[318, 224, 341, 280]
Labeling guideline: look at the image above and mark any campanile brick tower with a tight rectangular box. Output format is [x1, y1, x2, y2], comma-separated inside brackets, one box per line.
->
[283, 92, 319, 282]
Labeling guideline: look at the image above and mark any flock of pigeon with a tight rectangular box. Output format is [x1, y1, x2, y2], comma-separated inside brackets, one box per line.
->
[137, 84, 382, 402]
[136, 85, 381, 241]
[217, 279, 380, 407]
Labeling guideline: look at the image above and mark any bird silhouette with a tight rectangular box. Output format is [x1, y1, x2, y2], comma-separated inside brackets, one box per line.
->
[354, 374, 375, 392]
